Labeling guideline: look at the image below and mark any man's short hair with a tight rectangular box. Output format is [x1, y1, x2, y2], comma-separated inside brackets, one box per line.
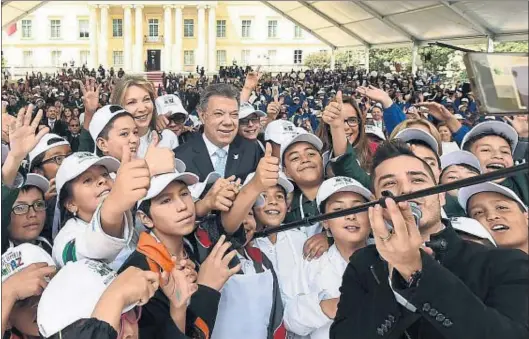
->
[198, 83, 240, 112]
[407, 139, 441, 170]
[462, 131, 513, 153]
[370, 139, 437, 192]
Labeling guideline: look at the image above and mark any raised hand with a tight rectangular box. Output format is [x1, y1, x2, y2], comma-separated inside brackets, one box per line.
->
[504, 115, 529, 138]
[356, 85, 392, 108]
[160, 258, 198, 309]
[322, 90, 344, 129]
[2, 263, 56, 302]
[44, 178, 57, 201]
[203, 175, 241, 212]
[107, 145, 151, 213]
[197, 235, 241, 291]
[252, 143, 280, 191]
[156, 114, 170, 132]
[8, 105, 49, 160]
[413, 102, 452, 122]
[244, 66, 263, 91]
[144, 131, 176, 176]
[266, 95, 281, 120]
[79, 77, 101, 115]
[105, 266, 160, 307]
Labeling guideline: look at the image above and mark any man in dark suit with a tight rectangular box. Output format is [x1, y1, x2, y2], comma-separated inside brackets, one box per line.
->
[330, 140, 529, 339]
[174, 83, 262, 183]
[41, 105, 68, 137]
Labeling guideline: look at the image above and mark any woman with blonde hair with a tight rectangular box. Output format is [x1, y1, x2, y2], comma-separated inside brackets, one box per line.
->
[109, 74, 179, 158]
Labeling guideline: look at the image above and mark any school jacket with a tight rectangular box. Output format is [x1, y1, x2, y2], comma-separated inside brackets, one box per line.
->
[330, 221, 529, 339]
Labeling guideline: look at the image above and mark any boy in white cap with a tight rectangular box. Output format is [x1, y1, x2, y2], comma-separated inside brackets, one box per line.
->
[283, 176, 371, 339]
[264, 119, 298, 158]
[1, 243, 56, 339]
[37, 259, 169, 339]
[459, 182, 528, 254]
[154, 94, 195, 145]
[238, 102, 267, 148]
[53, 151, 147, 270]
[439, 150, 481, 197]
[461, 121, 528, 205]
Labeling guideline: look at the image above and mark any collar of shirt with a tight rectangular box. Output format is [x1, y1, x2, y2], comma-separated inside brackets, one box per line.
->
[327, 244, 348, 272]
[48, 119, 56, 124]
[202, 133, 229, 157]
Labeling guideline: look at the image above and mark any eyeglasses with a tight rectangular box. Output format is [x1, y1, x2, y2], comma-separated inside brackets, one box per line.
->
[240, 117, 261, 126]
[40, 153, 71, 166]
[169, 115, 186, 124]
[12, 200, 47, 215]
[118, 306, 142, 339]
[344, 117, 360, 127]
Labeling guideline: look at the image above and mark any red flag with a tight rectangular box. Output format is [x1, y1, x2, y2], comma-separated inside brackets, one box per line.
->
[6, 23, 17, 36]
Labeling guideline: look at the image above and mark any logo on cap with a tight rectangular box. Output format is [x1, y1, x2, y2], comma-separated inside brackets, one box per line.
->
[333, 177, 354, 187]
[164, 96, 175, 105]
[1, 251, 23, 277]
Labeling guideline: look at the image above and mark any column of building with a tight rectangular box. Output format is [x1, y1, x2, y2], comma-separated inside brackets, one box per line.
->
[207, 5, 216, 73]
[99, 5, 109, 68]
[174, 5, 184, 72]
[163, 5, 173, 71]
[89, 5, 98, 69]
[123, 5, 132, 71]
[197, 5, 206, 69]
[134, 5, 144, 72]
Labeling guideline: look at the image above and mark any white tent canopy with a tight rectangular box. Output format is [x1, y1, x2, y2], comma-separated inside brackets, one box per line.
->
[262, 1, 528, 49]
[2, 1, 49, 30]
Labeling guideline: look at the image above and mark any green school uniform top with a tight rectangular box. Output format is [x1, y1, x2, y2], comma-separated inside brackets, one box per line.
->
[500, 172, 529, 206]
[284, 188, 320, 224]
[329, 142, 371, 190]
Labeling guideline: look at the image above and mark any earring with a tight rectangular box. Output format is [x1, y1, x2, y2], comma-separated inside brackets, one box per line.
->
[325, 228, 332, 237]
[73, 209, 77, 217]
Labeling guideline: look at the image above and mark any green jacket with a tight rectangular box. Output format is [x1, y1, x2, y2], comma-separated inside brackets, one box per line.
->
[500, 172, 529, 206]
[77, 128, 96, 153]
[2, 184, 19, 254]
[330, 142, 371, 190]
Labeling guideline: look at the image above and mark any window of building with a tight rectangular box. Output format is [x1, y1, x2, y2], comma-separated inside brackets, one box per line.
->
[294, 25, 303, 38]
[268, 20, 277, 38]
[23, 51, 33, 66]
[21, 20, 32, 38]
[241, 20, 251, 38]
[51, 50, 62, 66]
[267, 50, 277, 63]
[216, 50, 227, 67]
[184, 19, 194, 37]
[80, 50, 90, 65]
[113, 19, 123, 37]
[294, 50, 303, 64]
[79, 19, 89, 39]
[241, 50, 250, 65]
[184, 51, 195, 66]
[216, 20, 226, 38]
[50, 19, 61, 39]
[113, 51, 124, 66]
[148, 19, 159, 37]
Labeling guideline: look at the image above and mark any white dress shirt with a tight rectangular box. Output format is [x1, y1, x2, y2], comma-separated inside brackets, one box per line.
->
[203, 133, 229, 168]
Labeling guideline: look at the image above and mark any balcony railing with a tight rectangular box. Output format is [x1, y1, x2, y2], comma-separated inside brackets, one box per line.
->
[144, 35, 163, 43]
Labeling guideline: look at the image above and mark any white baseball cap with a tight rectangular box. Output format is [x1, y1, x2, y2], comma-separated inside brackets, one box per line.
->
[264, 120, 298, 145]
[461, 98, 469, 103]
[394, 128, 440, 155]
[155, 94, 188, 117]
[88, 105, 130, 142]
[461, 121, 518, 154]
[28, 134, 70, 169]
[137, 171, 200, 206]
[239, 102, 266, 120]
[280, 130, 323, 164]
[55, 152, 121, 197]
[454, 114, 465, 120]
[440, 150, 481, 172]
[243, 171, 294, 207]
[189, 171, 222, 201]
[366, 112, 373, 119]
[365, 125, 386, 141]
[189, 115, 202, 127]
[37, 259, 136, 338]
[316, 176, 372, 212]
[24, 173, 50, 193]
[1, 243, 55, 282]
[458, 182, 528, 213]
[449, 217, 496, 246]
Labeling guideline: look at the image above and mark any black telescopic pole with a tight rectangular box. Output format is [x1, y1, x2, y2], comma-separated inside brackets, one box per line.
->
[253, 163, 528, 239]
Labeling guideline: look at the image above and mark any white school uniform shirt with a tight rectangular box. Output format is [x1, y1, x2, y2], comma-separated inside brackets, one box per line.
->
[52, 200, 134, 271]
[137, 129, 179, 159]
[253, 229, 307, 301]
[283, 245, 348, 339]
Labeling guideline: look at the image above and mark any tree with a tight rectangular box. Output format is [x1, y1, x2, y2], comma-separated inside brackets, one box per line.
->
[369, 47, 411, 73]
[1, 54, 6, 68]
[303, 52, 330, 69]
[494, 41, 528, 53]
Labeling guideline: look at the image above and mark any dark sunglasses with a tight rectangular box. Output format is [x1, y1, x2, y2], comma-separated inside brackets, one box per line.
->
[240, 117, 261, 126]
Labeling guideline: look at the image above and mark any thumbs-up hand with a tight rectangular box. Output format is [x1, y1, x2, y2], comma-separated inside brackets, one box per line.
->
[106, 145, 151, 213]
[144, 131, 176, 176]
[253, 143, 280, 191]
[267, 96, 281, 120]
[322, 90, 344, 129]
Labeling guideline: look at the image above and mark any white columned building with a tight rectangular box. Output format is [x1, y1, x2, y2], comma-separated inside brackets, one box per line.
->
[174, 5, 184, 72]
[207, 5, 216, 72]
[89, 5, 98, 68]
[123, 5, 132, 71]
[99, 5, 109, 68]
[163, 5, 173, 71]
[197, 5, 206, 68]
[134, 5, 144, 72]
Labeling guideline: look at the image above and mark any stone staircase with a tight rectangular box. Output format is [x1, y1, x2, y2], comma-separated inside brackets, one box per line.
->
[144, 71, 164, 88]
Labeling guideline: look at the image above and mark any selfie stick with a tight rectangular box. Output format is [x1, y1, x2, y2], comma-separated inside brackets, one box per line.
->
[253, 163, 528, 238]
